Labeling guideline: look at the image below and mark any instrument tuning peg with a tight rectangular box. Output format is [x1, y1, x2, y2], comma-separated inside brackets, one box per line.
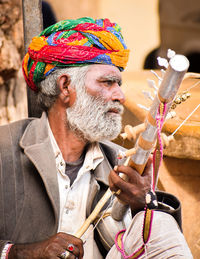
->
[157, 57, 169, 69]
[166, 110, 176, 120]
[161, 133, 175, 148]
[142, 90, 154, 101]
[137, 104, 150, 111]
[117, 148, 136, 159]
[147, 79, 158, 91]
[151, 70, 163, 86]
[167, 49, 176, 59]
[120, 123, 145, 142]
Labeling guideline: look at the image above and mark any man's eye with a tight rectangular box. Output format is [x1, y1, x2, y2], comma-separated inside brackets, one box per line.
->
[99, 79, 121, 86]
[99, 80, 113, 86]
[105, 80, 113, 86]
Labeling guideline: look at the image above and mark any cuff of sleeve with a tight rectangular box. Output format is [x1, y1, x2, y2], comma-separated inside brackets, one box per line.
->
[1, 243, 13, 259]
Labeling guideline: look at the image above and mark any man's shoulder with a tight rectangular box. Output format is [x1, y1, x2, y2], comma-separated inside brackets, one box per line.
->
[0, 117, 34, 146]
[0, 117, 33, 132]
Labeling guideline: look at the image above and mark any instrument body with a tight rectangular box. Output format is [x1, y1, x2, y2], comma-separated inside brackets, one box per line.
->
[95, 208, 129, 251]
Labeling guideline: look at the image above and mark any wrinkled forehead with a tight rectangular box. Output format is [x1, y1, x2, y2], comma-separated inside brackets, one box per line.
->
[86, 64, 122, 81]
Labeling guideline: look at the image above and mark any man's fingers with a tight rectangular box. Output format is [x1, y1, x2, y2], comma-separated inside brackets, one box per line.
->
[57, 233, 84, 259]
[58, 250, 75, 259]
[65, 244, 79, 257]
[142, 157, 153, 178]
[109, 167, 133, 192]
[109, 162, 152, 190]
[67, 240, 83, 258]
[109, 169, 120, 192]
[112, 165, 142, 184]
[71, 238, 84, 258]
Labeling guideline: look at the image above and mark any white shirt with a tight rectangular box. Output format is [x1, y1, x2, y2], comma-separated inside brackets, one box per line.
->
[47, 120, 104, 259]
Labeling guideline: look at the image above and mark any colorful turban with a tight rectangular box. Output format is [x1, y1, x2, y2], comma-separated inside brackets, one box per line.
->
[22, 17, 130, 91]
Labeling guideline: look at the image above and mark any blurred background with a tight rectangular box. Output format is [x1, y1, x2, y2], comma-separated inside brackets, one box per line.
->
[45, 0, 160, 71]
[0, 0, 200, 257]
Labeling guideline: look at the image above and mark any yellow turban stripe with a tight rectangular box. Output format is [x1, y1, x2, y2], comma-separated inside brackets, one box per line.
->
[29, 36, 48, 51]
[85, 30, 125, 51]
[22, 17, 130, 91]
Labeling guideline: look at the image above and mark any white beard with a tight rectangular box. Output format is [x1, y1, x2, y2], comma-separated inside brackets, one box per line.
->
[66, 88, 124, 142]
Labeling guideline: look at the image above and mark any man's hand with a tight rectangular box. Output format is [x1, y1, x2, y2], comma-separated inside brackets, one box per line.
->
[109, 158, 152, 214]
[8, 232, 84, 259]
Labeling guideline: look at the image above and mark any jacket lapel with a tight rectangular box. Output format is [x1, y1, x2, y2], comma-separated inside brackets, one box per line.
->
[94, 154, 112, 185]
[19, 112, 60, 225]
[86, 146, 114, 216]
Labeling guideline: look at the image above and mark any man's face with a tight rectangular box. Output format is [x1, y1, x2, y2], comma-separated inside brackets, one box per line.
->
[66, 64, 125, 142]
[84, 64, 125, 104]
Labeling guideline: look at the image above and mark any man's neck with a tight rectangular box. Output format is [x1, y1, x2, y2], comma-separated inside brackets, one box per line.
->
[48, 110, 87, 163]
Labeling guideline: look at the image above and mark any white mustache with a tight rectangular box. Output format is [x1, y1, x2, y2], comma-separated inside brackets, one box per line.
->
[105, 102, 124, 115]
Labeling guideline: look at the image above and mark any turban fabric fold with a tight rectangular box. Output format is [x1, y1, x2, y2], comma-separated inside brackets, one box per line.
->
[22, 17, 130, 91]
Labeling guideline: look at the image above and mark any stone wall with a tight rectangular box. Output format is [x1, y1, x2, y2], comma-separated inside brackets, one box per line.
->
[0, 0, 27, 125]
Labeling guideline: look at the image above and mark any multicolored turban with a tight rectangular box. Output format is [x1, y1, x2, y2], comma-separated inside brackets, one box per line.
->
[22, 17, 130, 91]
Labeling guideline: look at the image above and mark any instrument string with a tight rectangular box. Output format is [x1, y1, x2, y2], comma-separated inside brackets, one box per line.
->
[170, 103, 200, 137]
[186, 80, 200, 92]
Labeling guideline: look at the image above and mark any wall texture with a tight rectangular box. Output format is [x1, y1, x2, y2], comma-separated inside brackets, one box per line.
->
[0, 0, 27, 125]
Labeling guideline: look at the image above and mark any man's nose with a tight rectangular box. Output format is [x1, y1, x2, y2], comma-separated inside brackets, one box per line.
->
[111, 86, 126, 104]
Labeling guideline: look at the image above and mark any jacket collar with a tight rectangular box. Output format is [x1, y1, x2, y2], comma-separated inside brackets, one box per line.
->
[20, 112, 60, 226]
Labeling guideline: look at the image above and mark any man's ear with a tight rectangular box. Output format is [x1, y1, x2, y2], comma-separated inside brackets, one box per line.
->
[57, 74, 76, 107]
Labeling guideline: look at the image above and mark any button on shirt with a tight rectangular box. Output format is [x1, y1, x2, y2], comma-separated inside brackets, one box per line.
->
[47, 120, 104, 259]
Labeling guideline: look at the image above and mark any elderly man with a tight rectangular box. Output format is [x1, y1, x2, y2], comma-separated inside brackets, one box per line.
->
[0, 18, 192, 259]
